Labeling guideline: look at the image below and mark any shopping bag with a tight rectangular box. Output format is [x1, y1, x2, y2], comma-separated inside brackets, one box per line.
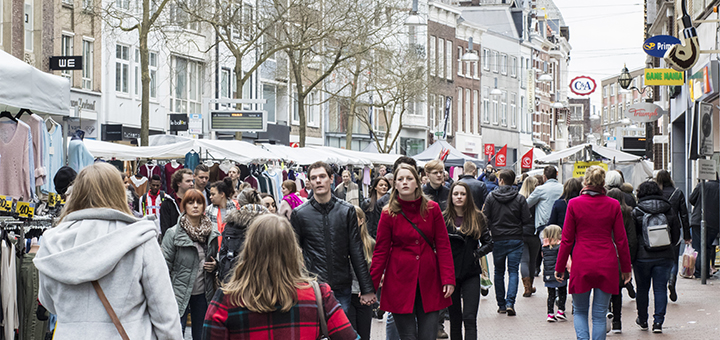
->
[680, 244, 697, 278]
[480, 256, 492, 289]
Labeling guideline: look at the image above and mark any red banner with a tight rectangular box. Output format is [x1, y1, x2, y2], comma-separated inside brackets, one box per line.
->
[484, 143, 495, 155]
[495, 145, 508, 167]
[521, 149, 533, 169]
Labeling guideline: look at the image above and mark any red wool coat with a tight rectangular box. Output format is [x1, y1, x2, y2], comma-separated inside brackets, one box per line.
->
[555, 193, 632, 295]
[370, 197, 455, 314]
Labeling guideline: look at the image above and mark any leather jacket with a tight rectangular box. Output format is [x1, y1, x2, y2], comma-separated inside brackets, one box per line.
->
[458, 175, 488, 210]
[423, 183, 450, 210]
[446, 218, 493, 281]
[290, 195, 374, 294]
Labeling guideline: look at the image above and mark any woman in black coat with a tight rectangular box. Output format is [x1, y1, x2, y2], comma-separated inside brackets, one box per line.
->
[655, 170, 691, 301]
[361, 177, 391, 238]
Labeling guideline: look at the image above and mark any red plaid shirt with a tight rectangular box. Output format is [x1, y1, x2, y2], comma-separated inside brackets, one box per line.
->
[202, 282, 359, 340]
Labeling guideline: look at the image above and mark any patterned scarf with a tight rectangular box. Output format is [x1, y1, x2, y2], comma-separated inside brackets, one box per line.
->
[283, 193, 304, 210]
[179, 214, 213, 243]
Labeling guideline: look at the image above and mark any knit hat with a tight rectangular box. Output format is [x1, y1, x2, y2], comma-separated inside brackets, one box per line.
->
[54, 166, 77, 196]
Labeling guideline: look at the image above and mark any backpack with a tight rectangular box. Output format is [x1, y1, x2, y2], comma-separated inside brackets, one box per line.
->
[217, 226, 245, 283]
[641, 211, 671, 251]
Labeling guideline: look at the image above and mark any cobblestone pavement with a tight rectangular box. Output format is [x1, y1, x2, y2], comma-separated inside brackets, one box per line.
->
[368, 271, 720, 339]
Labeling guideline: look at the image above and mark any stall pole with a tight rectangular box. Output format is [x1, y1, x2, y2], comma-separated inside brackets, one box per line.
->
[62, 117, 69, 166]
[701, 179, 707, 284]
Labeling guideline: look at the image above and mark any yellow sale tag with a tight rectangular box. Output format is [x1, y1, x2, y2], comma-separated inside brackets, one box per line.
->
[0, 196, 11, 212]
[16, 201, 34, 219]
[48, 193, 57, 208]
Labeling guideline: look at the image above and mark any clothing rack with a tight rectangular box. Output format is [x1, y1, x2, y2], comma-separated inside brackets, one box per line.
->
[0, 215, 55, 230]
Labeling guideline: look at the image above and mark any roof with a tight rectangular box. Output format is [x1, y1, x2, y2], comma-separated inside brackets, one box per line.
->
[461, 7, 519, 39]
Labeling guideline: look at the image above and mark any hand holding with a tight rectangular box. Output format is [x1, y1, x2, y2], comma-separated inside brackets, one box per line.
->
[622, 272, 632, 285]
[360, 293, 377, 306]
[443, 285, 455, 298]
[204, 257, 217, 272]
[555, 271, 565, 282]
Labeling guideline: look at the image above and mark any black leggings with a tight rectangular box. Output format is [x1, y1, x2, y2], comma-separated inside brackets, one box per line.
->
[393, 286, 440, 340]
[348, 294, 372, 340]
[521, 236, 541, 278]
[547, 287, 567, 314]
[448, 275, 480, 340]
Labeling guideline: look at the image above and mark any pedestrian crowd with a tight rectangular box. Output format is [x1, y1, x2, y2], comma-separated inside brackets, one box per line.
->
[32, 157, 717, 340]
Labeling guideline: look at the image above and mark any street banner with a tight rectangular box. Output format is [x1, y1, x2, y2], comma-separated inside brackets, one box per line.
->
[484, 143, 495, 155]
[521, 149, 533, 169]
[573, 161, 608, 178]
[495, 145, 508, 167]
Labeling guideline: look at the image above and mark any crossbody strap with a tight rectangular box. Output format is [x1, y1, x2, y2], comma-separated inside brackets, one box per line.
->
[92, 281, 130, 340]
[311, 281, 330, 339]
[399, 210, 436, 252]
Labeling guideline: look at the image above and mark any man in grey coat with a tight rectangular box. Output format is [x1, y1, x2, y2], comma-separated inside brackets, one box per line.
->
[526, 166, 564, 234]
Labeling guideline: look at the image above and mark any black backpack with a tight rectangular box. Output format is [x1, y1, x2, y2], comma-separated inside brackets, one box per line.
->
[641, 211, 671, 251]
[217, 226, 246, 283]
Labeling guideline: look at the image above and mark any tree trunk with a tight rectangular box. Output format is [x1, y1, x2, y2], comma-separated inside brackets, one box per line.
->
[139, 5, 150, 146]
[345, 58, 362, 150]
[298, 90, 307, 147]
[234, 61, 243, 141]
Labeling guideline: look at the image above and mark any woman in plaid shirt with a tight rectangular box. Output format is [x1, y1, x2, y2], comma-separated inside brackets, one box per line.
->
[203, 214, 359, 339]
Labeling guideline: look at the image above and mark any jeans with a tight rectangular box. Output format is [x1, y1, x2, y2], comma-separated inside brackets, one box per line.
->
[334, 286, 353, 315]
[448, 275, 480, 340]
[521, 235, 541, 278]
[348, 294, 372, 340]
[492, 239, 524, 307]
[572, 288, 612, 340]
[634, 259, 672, 325]
[393, 287, 439, 340]
[547, 286, 567, 314]
[180, 294, 208, 340]
[386, 313, 401, 340]
[692, 226, 720, 277]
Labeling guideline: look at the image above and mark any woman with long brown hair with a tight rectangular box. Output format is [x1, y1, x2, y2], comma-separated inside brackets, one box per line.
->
[203, 214, 358, 339]
[34, 163, 181, 339]
[370, 163, 455, 340]
[443, 181, 493, 340]
[362, 176, 391, 238]
[518, 176, 540, 297]
[347, 206, 376, 340]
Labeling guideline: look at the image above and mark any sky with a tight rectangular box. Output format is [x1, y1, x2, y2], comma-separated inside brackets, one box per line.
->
[553, 0, 648, 113]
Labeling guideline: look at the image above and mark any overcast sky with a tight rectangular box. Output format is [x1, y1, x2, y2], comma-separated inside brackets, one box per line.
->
[553, 0, 648, 112]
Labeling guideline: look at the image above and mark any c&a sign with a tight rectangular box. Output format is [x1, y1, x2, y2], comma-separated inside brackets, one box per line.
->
[569, 76, 596, 96]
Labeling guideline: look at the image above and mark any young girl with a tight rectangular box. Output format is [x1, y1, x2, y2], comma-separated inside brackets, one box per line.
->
[542, 224, 567, 322]
[349, 206, 375, 340]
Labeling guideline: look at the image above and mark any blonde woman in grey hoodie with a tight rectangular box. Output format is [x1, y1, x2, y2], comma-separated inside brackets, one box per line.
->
[34, 163, 182, 340]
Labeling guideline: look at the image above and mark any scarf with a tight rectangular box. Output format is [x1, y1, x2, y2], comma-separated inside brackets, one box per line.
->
[283, 193, 304, 210]
[179, 214, 213, 243]
[580, 185, 606, 196]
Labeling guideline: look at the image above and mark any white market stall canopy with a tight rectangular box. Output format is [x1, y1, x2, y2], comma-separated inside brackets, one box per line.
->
[194, 139, 280, 163]
[261, 144, 372, 166]
[0, 50, 70, 116]
[310, 146, 400, 166]
[84, 139, 195, 160]
[535, 143, 643, 164]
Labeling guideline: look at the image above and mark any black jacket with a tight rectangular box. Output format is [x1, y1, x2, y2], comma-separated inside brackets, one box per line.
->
[362, 193, 389, 239]
[446, 218, 493, 281]
[290, 195, 374, 294]
[423, 183, 450, 210]
[632, 195, 679, 261]
[159, 196, 180, 236]
[458, 175, 488, 210]
[547, 198, 568, 228]
[482, 186, 533, 242]
[608, 184, 637, 208]
[689, 180, 719, 232]
[542, 245, 561, 283]
[661, 185, 691, 242]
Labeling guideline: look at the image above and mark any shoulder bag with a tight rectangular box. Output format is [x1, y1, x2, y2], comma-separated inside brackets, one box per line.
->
[311, 280, 330, 340]
[399, 210, 436, 253]
[92, 280, 130, 340]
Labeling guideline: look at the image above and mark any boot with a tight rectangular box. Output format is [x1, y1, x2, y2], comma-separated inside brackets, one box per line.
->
[522, 277, 532, 297]
[529, 276, 536, 294]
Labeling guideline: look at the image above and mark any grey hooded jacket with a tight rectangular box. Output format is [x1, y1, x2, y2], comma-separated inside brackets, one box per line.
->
[33, 208, 182, 340]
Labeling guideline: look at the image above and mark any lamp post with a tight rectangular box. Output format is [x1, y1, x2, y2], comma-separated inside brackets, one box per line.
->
[618, 64, 654, 159]
[405, 0, 426, 26]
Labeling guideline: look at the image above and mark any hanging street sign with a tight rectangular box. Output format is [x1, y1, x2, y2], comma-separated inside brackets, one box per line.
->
[624, 102, 666, 123]
[49, 56, 83, 70]
[644, 68, 684, 86]
[169, 114, 189, 132]
[569, 76, 596, 96]
[643, 35, 681, 58]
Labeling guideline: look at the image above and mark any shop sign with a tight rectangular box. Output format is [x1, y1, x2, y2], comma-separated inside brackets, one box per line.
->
[464, 141, 476, 152]
[569, 76, 596, 96]
[624, 102, 666, 123]
[189, 114, 203, 134]
[642, 35, 681, 58]
[70, 91, 99, 113]
[101, 124, 123, 141]
[689, 61, 717, 101]
[484, 144, 495, 155]
[68, 118, 97, 138]
[290, 142, 299, 148]
[169, 114, 188, 132]
[49, 56, 83, 70]
[644, 68, 684, 86]
[698, 159, 716, 180]
[697, 102, 713, 157]
[573, 161, 608, 178]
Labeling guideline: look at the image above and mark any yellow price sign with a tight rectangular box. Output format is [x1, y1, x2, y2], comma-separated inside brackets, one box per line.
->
[0, 196, 12, 212]
[59, 197, 66, 205]
[16, 201, 34, 219]
[48, 193, 57, 207]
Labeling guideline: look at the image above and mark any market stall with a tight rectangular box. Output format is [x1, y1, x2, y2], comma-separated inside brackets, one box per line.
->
[310, 146, 400, 166]
[84, 139, 195, 160]
[412, 140, 484, 167]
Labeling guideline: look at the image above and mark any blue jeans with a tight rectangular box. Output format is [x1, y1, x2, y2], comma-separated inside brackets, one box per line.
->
[386, 313, 401, 340]
[572, 288, 612, 340]
[492, 239, 524, 307]
[334, 286, 353, 315]
[634, 259, 673, 325]
[180, 294, 208, 340]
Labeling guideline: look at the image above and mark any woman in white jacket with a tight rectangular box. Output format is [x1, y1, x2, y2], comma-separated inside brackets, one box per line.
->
[33, 163, 182, 340]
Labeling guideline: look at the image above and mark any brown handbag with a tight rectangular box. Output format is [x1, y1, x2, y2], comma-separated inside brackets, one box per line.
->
[91, 280, 130, 340]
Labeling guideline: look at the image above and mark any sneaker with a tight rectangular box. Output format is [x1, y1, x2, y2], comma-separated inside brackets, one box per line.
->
[506, 305, 516, 316]
[437, 329, 449, 339]
[668, 284, 677, 302]
[626, 281, 636, 299]
[652, 323, 662, 333]
[555, 310, 567, 321]
[547, 314, 557, 322]
[636, 317, 648, 331]
[606, 313, 613, 333]
[612, 320, 622, 333]
[497, 305, 507, 314]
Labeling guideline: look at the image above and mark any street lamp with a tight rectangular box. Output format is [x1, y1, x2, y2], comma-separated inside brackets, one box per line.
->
[552, 101, 565, 109]
[539, 73, 553, 83]
[490, 78, 502, 96]
[405, 0, 426, 26]
[461, 37, 480, 62]
[618, 64, 651, 95]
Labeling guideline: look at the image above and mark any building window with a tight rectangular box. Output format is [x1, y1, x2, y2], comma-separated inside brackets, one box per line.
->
[438, 95, 446, 131]
[61, 35, 73, 81]
[492, 51, 498, 73]
[482, 48, 490, 70]
[610, 84, 615, 97]
[482, 87, 490, 123]
[570, 105, 583, 121]
[292, 89, 299, 124]
[429, 94, 436, 129]
[307, 91, 320, 126]
[82, 39, 93, 90]
[510, 93, 517, 127]
[134, 49, 140, 96]
[262, 84, 276, 123]
[610, 105, 616, 122]
[220, 68, 230, 99]
[429, 36, 436, 77]
[115, 45, 129, 94]
[465, 88, 471, 134]
[171, 57, 204, 114]
[603, 85, 608, 98]
[446, 40, 452, 80]
[472, 90, 478, 134]
[149, 52, 157, 98]
[457, 46, 463, 77]
[511, 56, 517, 78]
[457, 88, 463, 132]
[438, 38, 445, 79]
[492, 95, 499, 124]
[501, 54, 508, 75]
[24, 2, 33, 51]
[501, 91, 507, 126]
[115, 0, 129, 10]
[603, 107, 608, 123]
[473, 51, 479, 78]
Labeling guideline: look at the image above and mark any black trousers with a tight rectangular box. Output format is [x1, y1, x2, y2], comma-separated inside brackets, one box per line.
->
[348, 294, 373, 340]
[448, 275, 480, 340]
[547, 286, 567, 314]
[521, 235, 541, 278]
[393, 287, 440, 340]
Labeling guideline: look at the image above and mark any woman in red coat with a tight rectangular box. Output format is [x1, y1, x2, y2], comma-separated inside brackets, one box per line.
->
[555, 166, 632, 340]
[370, 163, 455, 340]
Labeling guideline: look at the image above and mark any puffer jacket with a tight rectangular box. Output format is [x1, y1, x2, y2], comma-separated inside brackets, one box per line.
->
[445, 218, 493, 281]
[482, 186, 533, 242]
[290, 196, 374, 294]
[632, 195, 679, 261]
[542, 245, 561, 283]
[423, 183, 450, 210]
[458, 175, 489, 210]
[662, 185, 691, 242]
[161, 218, 220, 316]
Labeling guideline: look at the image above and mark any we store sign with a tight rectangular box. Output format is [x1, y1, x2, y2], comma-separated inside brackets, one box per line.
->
[569, 76, 596, 96]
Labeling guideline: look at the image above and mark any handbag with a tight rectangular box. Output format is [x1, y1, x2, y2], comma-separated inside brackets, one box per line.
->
[399, 210, 436, 253]
[91, 281, 130, 340]
[311, 281, 330, 340]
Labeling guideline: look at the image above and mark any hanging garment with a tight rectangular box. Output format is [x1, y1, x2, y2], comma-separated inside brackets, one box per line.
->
[41, 121, 64, 194]
[263, 169, 283, 200]
[185, 151, 200, 172]
[0, 121, 32, 200]
[22, 115, 45, 187]
[130, 175, 149, 197]
[139, 163, 162, 181]
[20, 252, 48, 340]
[218, 160, 234, 177]
[209, 163, 222, 182]
[2, 239, 19, 340]
[164, 162, 183, 197]
[68, 139, 94, 173]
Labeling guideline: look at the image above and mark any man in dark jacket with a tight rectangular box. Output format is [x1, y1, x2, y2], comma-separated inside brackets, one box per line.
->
[423, 159, 450, 210]
[688, 178, 719, 279]
[482, 169, 533, 316]
[291, 161, 376, 313]
[159, 169, 194, 237]
[459, 161, 488, 210]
